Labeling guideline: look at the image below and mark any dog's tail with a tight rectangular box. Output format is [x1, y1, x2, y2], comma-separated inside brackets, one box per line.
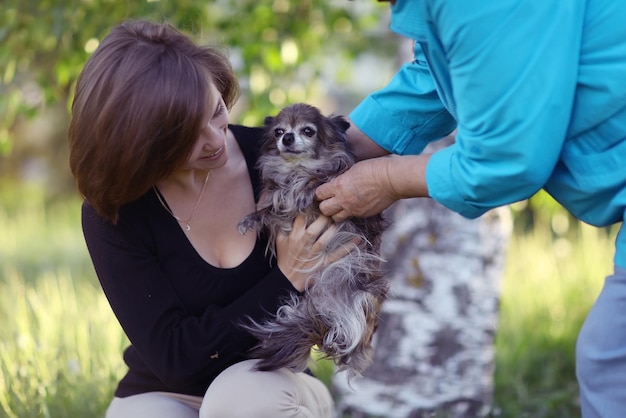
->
[241, 293, 325, 373]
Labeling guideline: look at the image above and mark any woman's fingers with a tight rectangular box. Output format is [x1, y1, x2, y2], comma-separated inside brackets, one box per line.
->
[322, 234, 361, 265]
[275, 213, 359, 291]
[304, 214, 332, 244]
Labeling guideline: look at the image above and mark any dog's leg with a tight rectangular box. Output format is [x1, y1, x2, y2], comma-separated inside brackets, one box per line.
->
[294, 181, 319, 212]
[331, 291, 383, 377]
[307, 248, 388, 377]
[237, 210, 268, 235]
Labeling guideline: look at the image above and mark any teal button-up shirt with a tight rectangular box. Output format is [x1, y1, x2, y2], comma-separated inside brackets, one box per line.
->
[350, 0, 626, 267]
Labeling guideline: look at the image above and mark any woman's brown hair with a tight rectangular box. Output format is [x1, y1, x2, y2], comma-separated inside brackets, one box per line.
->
[69, 20, 239, 223]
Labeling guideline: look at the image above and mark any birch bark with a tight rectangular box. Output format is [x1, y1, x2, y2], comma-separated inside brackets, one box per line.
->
[332, 151, 511, 417]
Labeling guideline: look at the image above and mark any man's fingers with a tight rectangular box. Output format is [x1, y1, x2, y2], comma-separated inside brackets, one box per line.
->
[319, 196, 352, 222]
[319, 197, 343, 217]
[315, 182, 333, 201]
[331, 209, 350, 223]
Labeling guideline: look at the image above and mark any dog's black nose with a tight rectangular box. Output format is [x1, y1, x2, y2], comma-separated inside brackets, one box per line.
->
[282, 132, 295, 146]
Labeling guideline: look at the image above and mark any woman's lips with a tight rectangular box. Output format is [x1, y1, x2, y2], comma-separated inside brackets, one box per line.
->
[203, 147, 223, 160]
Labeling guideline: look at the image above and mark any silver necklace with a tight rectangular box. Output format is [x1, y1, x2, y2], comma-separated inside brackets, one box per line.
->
[153, 171, 211, 231]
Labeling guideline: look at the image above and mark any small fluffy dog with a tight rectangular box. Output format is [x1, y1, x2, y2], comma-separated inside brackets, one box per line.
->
[237, 103, 388, 376]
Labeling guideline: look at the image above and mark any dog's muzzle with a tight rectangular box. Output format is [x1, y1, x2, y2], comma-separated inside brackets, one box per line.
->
[282, 133, 295, 146]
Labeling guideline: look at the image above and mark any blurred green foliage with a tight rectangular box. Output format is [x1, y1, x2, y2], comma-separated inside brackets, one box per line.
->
[0, 0, 394, 155]
[0, 0, 591, 235]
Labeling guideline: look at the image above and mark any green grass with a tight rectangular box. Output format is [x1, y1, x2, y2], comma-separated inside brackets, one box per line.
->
[492, 223, 613, 417]
[0, 185, 128, 418]
[0, 185, 615, 417]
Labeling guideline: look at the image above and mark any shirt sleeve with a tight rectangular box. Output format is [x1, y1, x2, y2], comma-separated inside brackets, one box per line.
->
[349, 41, 457, 155]
[81, 203, 296, 392]
[425, 0, 582, 218]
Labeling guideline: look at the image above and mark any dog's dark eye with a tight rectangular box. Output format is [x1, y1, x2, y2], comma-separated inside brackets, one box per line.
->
[302, 127, 316, 137]
[274, 128, 284, 137]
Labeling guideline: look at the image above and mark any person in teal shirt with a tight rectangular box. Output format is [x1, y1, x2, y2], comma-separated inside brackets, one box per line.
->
[316, 0, 626, 416]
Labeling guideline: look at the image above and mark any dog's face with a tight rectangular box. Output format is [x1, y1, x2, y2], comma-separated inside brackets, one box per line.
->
[271, 117, 318, 157]
[263, 103, 350, 162]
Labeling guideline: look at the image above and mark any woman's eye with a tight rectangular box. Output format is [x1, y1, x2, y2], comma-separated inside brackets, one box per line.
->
[274, 128, 284, 137]
[213, 103, 226, 119]
[302, 127, 315, 137]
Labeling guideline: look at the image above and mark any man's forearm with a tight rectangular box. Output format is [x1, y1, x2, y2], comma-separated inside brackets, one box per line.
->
[384, 154, 431, 200]
[346, 119, 390, 160]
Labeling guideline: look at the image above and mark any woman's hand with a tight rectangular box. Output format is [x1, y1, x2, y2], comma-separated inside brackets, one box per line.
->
[276, 214, 356, 292]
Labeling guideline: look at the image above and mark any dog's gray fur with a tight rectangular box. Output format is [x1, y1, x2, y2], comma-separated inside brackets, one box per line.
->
[237, 103, 388, 377]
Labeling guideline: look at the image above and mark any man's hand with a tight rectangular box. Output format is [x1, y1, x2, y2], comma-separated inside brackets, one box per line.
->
[316, 155, 431, 222]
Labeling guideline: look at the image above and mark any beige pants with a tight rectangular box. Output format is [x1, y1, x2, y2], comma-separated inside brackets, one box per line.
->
[105, 360, 335, 418]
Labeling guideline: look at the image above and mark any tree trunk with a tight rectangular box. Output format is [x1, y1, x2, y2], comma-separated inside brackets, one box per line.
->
[332, 150, 511, 417]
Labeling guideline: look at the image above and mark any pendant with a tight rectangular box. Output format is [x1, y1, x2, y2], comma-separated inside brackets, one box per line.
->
[185, 223, 191, 231]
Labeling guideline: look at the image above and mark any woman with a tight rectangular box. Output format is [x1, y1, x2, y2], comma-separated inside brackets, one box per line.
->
[69, 19, 337, 418]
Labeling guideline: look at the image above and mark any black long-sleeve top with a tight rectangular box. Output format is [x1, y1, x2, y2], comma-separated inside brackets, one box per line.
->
[81, 125, 297, 397]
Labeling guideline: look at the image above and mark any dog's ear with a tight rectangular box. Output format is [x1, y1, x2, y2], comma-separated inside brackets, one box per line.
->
[264, 116, 274, 126]
[331, 116, 350, 134]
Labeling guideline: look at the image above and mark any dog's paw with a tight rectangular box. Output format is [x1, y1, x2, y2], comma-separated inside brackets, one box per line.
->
[237, 216, 258, 235]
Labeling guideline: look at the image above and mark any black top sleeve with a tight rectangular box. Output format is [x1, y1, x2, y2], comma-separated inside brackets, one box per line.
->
[81, 125, 296, 397]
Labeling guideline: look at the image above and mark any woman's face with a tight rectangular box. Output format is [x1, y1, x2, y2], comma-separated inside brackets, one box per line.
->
[184, 82, 230, 171]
